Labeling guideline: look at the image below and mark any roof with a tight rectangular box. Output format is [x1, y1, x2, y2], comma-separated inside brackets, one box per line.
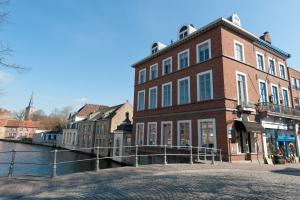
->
[132, 17, 291, 68]
[0, 119, 41, 128]
[74, 104, 109, 117]
[90, 104, 124, 121]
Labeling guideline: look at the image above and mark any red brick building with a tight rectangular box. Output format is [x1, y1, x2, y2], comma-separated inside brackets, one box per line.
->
[0, 119, 40, 139]
[132, 14, 300, 163]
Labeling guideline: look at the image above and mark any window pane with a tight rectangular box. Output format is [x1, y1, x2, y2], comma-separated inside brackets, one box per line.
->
[149, 88, 157, 109]
[148, 124, 157, 145]
[198, 72, 212, 101]
[235, 43, 243, 61]
[179, 79, 189, 104]
[269, 60, 275, 75]
[163, 59, 171, 75]
[137, 124, 144, 145]
[163, 84, 171, 107]
[198, 42, 210, 63]
[200, 121, 214, 148]
[179, 122, 190, 146]
[162, 123, 172, 145]
[138, 92, 145, 111]
[179, 51, 189, 69]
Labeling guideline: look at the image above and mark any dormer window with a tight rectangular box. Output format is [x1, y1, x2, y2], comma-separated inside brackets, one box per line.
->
[151, 42, 166, 55]
[178, 24, 196, 40]
[151, 43, 158, 54]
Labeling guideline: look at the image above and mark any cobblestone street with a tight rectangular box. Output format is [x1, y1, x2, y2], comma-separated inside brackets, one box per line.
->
[0, 163, 300, 200]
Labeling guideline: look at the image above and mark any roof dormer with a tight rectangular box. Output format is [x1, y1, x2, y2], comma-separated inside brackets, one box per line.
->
[151, 41, 166, 55]
[178, 24, 196, 40]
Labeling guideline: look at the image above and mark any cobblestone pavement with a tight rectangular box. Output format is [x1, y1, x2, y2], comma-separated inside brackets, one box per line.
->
[0, 163, 300, 200]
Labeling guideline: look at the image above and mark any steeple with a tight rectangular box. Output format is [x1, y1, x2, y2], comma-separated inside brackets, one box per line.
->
[24, 92, 34, 120]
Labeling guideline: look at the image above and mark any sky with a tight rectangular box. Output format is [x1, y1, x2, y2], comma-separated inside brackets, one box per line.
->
[0, 0, 300, 114]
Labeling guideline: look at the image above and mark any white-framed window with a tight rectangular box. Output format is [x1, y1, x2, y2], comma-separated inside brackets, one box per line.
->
[136, 123, 144, 145]
[150, 64, 158, 80]
[161, 121, 172, 146]
[258, 79, 268, 103]
[162, 57, 172, 75]
[147, 122, 157, 145]
[138, 69, 146, 84]
[137, 90, 145, 111]
[197, 70, 213, 101]
[196, 39, 211, 63]
[177, 77, 190, 105]
[162, 82, 172, 107]
[236, 71, 248, 106]
[271, 84, 280, 105]
[177, 120, 192, 146]
[256, 51, 265, 71]
[178, 49, 189, 70]
[282, 88, 289, 107]
[268, 58, 276, 76]
[234, 40, 245, 62]
[279, 63, 286, 80]
[148, 87, 157, 109]
[198, 118, 216, 148]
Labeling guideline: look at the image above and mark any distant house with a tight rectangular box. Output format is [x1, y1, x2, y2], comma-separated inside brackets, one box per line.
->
[0, 119, 40, 139]
[33, 131, 62, 147]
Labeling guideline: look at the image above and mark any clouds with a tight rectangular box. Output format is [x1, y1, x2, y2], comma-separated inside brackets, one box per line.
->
[0, 71, 13, 84]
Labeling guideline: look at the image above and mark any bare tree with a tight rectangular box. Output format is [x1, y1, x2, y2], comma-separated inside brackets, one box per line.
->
[13, 109, 25, 120]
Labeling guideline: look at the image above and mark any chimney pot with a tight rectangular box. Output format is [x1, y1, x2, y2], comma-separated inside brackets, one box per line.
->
[260, 31, 272, 44]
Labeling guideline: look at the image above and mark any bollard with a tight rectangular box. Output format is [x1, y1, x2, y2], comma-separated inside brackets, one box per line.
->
[190, 146, 193, 164]
[219, 149, 222, 162]
[197, 146, 200, 162]
[8, 149, 16, 178]
[135, 145, 139, 167]
[52, 149, 57, 178]
[212, 149, 215, 165]
[95, 146, 100, 172]
[164, 145, 167, 165]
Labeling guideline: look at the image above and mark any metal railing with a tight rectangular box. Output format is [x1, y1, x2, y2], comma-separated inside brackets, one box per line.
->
[0, 145, 222, 178]
[257, 102, 300, 116]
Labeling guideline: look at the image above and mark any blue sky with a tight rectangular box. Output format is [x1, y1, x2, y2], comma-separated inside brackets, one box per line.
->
[1, 0, 300, 114]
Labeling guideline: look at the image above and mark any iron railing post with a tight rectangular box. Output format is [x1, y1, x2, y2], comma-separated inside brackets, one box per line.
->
[8, 149, 16, 178]
[52, 149, 57, 178]
[204, 148, 207, 161]
[164, 145, 167, 165]
[219, 149, 222, 162]
[95, 146, 100, 172]
[212, 149, 215, 165]
[135, 145, 139, 167]
[197, 146, 200, 162]
[190, 146, 193, 164]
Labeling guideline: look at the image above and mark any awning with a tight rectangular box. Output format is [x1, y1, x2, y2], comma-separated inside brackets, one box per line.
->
[235, 120, 264, 133]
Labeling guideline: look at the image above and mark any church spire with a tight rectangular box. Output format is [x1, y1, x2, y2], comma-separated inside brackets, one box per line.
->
[24, 92, 34, 120]
[28, 92, 33, 107]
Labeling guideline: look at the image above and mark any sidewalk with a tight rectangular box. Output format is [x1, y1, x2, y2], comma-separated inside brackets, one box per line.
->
[1, 163, 299, 200]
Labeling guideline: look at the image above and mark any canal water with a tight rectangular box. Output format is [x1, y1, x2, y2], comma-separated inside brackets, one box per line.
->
[0, 141, 122, 177]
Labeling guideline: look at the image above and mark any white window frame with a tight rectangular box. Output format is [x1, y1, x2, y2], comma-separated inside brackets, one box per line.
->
[197, 70, 213, 102]
[147, 122, 157, 145]
[268, 57, 277, 76]
[177, 76, 191, 105]
[235, 71, 249, 106]
[137, 90, 145, 111]
[162, 82, 172, 107]
[138, 68, 146, 84]
[196, 39, 211, 63]
[162, 57, 172, 76]
[149, 63, 158, 80]
[177, 49, 190, 70]
[197, 118, 216, 148]
[177, 120, 192, 147]
[135, 122, 144, 145]
[258, 79, 269, 103]
[271, 83, 280, 105]
[234, 40, 245, 62]
[161, 121, 173, 146]
[148, 86, 157, 109]
[256, 51, 265, 71]
[281, 87, 290, 107]
[278, 62, 286, 80]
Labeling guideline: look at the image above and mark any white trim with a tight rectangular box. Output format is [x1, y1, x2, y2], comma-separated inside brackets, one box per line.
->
[148, 86, 158, 109]
[268, 57, 277, 76]
[177, 120, 192, 146]
[255, 51, 265, 71]
[278, 62, 286, 80]
[281, 87, 290, 107]
[196, 39, 211, 63]
[196, 70, 213, 101]
[162, 82, 172, 107]
[177, 76, 191, 105]
[235, 71, 249, 105]
[258, 79, 269, 103]
[234, 40, 245, 62]
[162, 57, 172, 76]
[135, 123, 144, 145]
[147, 122, 157, 145]
[149, 63, 158, 80]
[270, 83, 280, 105]
[177, 49, 190, 70]
[138, 68, 146, 84]
[197, 118, 216, 148]
[137, 90, 145, 111]
[161, 121, 173, 146]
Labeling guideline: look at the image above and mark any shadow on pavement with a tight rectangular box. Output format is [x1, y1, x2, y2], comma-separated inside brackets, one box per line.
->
[271, 167, 300, 177]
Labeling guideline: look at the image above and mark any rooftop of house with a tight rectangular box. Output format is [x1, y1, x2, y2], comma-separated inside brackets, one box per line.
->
[73, 104, 109, 118]
[0, 119, 41, 128]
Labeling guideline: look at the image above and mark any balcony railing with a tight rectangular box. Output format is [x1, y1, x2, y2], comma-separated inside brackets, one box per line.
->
[257, 102, 300, 116]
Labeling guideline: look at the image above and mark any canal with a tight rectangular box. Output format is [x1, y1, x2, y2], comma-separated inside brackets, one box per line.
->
[0, 141, 123, 177]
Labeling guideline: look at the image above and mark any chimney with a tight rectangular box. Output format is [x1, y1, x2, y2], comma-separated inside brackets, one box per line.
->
[260, 32, 272, 44]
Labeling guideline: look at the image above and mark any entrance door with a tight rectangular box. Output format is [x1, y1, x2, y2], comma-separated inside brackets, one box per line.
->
[161, 122, 172, 145]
